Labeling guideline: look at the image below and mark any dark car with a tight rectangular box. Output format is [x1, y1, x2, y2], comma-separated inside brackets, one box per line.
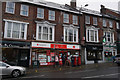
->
[115, 54, 120, 65]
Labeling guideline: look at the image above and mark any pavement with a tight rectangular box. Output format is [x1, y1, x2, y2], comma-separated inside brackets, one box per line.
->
[26, 62, 117, 74]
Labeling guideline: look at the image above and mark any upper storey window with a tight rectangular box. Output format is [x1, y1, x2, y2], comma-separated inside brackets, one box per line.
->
[20, 5, 29, 16]
[6, 2, 15, 14]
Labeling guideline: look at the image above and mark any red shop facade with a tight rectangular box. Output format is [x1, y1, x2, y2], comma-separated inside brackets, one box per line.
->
[31, 42, 80, 66]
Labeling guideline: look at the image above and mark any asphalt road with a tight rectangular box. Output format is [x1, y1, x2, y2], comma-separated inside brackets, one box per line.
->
[2, 63, 120, 80]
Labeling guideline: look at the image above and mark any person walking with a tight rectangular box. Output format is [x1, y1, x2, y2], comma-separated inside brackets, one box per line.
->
[55, 55, 59, 67]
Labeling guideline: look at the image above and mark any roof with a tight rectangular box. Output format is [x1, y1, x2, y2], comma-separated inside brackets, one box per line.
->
[19, 0, 81, 14]
[79, 7, 102, 16]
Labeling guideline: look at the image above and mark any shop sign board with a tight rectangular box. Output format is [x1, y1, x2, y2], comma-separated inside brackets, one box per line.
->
[32, 42, 80, 50]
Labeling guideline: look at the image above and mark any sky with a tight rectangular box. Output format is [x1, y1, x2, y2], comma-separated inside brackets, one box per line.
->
[44, 0, 120, 11]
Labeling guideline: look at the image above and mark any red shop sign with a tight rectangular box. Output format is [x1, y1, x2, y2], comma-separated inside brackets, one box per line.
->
[51, 44, 67, 49]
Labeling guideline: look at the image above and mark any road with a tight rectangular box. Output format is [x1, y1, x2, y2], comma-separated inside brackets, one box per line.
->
[2, 63, 120, 80]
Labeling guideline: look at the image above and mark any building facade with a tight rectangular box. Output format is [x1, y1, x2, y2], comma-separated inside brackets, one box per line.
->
[1, 0, 120, 67]
[1, 0, 81, 67]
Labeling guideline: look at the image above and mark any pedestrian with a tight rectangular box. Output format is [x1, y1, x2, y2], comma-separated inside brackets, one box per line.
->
[112, 54, 116, 63]
[55, 55, 59, 67]
[62, 55, 65, 66]
[71, 55, 74, 67]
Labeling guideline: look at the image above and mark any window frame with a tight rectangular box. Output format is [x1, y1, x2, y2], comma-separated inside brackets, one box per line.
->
[93, 17, 97, 26]
[48, 10, 55, 21]
[85, 16, 90, 24]
[5, 2, 15, 14]
[73, 15, 78, 25]
[116, 22, 120, 29]
[109, 20, 113, 28]
[64, 27, 78, 43]
[103, 19, 106, 27]
[37, 8, 44, 19]
[86, 28, 99, 42]
[20, 4, 29, 16]
[4, 19, 28, 40]
[63, 13, 69, 23]
[36, 23, 55, 41]
[104, 31, 114, 43]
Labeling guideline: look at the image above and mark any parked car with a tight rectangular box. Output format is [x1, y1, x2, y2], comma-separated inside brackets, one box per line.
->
[0, 61, 26, 77]
[115, 54, 120, 65]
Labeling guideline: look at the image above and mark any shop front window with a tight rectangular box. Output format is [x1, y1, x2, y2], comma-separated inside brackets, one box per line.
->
[87, 51, 102, 60]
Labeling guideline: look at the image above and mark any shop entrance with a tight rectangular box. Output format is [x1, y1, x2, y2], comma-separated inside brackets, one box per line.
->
[18, 49, 30, 67]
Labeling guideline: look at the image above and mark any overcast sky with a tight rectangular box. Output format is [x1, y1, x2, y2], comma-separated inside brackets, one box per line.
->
[44, 0, 120, 11]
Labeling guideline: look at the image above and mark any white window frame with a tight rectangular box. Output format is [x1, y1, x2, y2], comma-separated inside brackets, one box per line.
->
[73, 15, 78, 25]
[4, 19, 28, 40]
[63, 13, 69, 23]
[49, 10, 55, 21]
[6, 2, 15, 14]
[116, 22, 119, 29]
[20, 4, 29, 16]
[93, 17, 97, 25]
[36, 22, 55, 41]
[64, 27, 78, 43]
[86, 28, 99, 42]
[85, 16, 90, 24]
[103, 19, 106, 27]
[104, 31, 114, 43]
[109, 20, 113, 28]
[37, 8, 44, 19]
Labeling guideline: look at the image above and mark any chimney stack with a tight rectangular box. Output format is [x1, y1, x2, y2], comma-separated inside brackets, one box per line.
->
[70, 0, 76, 8]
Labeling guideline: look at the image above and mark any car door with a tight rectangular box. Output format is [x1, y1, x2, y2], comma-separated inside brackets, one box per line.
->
[1, 62, 11, 75]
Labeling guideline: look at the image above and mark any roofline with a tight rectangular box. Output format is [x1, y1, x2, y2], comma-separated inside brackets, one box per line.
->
[20, 0, 82, 14]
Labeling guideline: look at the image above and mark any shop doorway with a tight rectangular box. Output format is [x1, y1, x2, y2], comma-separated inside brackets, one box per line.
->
[18, 49, 30, 67]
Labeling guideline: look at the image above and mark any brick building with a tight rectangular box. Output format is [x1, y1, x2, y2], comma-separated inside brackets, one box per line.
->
[80, 5, 119, 64]
[1, 0, 81, 67]
[1, 0, 120, 67]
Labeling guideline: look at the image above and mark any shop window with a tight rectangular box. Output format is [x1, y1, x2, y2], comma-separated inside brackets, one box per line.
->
[104, 52, 112, 57]
[64, 27, 78, 42]
[87, 51, 102, 60]
[4, 19, 28, 40]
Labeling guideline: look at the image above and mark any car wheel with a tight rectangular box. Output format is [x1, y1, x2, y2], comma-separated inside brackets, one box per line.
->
[12, 70, 21, 78]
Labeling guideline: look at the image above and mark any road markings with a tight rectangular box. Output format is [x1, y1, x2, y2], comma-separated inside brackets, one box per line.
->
[22, 75, 45, 78]
[65, 69, 96, 74]
[82, 73, 120, 79]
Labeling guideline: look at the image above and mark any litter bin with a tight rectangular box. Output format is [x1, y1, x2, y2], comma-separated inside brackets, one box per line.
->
[32, 60, 40, 68]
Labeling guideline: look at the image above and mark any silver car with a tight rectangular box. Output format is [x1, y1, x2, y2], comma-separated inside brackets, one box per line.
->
[0, 61, 26, 77]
